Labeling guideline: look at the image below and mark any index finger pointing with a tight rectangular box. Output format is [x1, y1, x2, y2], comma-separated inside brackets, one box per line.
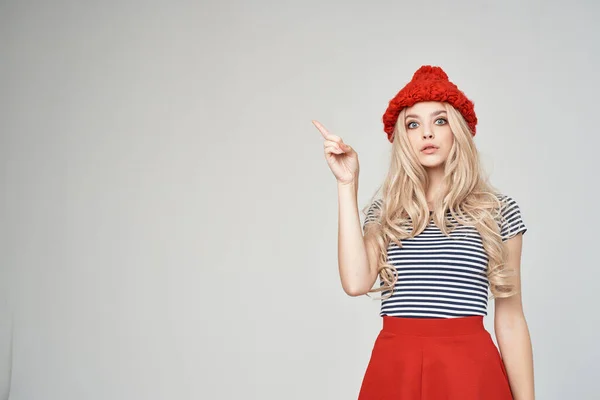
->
[312, 120, 331, 139]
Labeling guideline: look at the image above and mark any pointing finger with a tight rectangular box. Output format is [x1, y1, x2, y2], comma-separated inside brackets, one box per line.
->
[312, 120, 330, 139]
[312, 120, 343, 144]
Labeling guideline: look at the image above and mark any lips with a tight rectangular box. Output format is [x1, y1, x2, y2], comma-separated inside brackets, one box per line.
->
[420, 144, 438, 151]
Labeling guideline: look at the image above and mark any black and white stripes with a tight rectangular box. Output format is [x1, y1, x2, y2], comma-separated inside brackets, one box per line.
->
[362, 194, 527, 318]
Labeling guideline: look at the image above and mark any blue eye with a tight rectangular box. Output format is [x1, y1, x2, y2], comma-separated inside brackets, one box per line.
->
[407, 118, 446, 129]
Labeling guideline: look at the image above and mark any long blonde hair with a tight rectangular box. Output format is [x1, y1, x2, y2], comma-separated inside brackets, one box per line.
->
[362, 102, 516, 301]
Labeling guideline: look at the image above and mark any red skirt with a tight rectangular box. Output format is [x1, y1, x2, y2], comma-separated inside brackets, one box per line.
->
[358, 315, 513, 399]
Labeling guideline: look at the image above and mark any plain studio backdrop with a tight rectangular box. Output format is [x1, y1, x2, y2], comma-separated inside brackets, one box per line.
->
[1, 0, 599, 399]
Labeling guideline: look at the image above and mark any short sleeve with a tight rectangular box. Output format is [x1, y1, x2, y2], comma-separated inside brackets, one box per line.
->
[362, 199, 383, 232]
[499, 195, 527, 242]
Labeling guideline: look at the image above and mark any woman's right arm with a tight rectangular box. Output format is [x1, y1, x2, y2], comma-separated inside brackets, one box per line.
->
[312, 120, 378, 296]
[337, 181, 379, 296]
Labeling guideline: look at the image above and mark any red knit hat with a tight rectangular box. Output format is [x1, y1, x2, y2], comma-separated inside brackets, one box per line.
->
[382, 65, 477, 143]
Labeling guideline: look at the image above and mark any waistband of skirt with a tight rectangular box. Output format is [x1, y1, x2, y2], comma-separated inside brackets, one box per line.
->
[381, 315, 485, 336]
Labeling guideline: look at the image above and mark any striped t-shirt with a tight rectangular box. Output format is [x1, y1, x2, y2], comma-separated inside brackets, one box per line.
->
[362, 194, 527, 319]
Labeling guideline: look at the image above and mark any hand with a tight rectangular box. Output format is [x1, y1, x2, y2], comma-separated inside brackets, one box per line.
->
[312, 120, 359, 185]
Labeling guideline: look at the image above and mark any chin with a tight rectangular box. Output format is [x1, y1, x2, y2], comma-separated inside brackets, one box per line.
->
[421, 160, 445, 169]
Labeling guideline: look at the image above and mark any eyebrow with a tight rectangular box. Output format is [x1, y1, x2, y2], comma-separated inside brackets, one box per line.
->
[405, 110, 447, 119]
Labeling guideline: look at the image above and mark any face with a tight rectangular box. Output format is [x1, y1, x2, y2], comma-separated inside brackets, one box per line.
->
[403, 101, 454, 169]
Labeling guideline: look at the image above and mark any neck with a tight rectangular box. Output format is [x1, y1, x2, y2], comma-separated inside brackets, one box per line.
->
[425, 165, 445, 206]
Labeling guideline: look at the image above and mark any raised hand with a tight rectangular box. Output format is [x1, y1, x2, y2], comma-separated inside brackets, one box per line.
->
[312, 120, 359, 185]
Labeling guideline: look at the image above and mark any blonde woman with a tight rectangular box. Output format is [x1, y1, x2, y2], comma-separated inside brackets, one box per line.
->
[313, 65, 534, 399]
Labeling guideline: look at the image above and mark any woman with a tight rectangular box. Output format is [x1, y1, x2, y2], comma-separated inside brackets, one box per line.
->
[312, 65, 534, 399]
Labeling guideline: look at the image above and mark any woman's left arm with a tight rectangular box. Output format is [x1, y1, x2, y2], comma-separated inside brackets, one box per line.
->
[494, 233, 535, 400]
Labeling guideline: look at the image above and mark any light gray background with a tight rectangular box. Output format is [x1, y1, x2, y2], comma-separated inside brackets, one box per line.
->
[1, 0, 599, 399]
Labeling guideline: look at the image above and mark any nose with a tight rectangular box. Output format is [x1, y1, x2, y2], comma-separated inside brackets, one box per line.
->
[422, 131, 434, 139]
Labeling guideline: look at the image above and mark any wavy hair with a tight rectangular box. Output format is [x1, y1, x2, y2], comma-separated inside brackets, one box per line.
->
[362, 102, 517, 301]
